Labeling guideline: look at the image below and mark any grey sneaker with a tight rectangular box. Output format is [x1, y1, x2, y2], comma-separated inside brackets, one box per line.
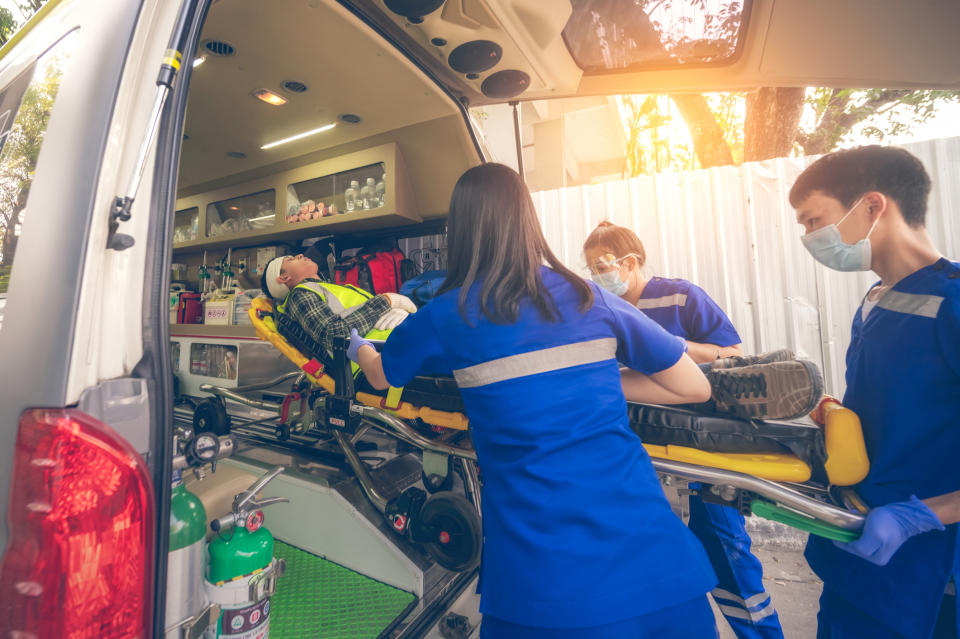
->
[710, 348, 796, 370]
[705, 359, 823, 420]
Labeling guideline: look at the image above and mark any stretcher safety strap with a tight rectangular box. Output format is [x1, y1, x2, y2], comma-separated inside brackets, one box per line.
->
[634, 293, 687, 310]
[385, 386, 403, 410]
[876, 290, 943, 319]
[452, 338, 617, 388]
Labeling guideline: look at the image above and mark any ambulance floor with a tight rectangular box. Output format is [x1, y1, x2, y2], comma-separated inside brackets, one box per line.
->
[271, 541, 417, 638]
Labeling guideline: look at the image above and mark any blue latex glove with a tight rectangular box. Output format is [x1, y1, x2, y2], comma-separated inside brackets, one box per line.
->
[346, 328, 374, 364]
[835, 496, 944, 566]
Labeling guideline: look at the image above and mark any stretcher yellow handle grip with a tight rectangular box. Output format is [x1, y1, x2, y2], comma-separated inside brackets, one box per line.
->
[816, 398, 870, 486]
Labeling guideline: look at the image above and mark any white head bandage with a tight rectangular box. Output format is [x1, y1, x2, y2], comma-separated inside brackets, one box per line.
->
[265, 257, 290, 300]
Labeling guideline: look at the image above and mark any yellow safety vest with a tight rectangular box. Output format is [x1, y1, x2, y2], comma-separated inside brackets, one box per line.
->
[276, 280, 392, 342]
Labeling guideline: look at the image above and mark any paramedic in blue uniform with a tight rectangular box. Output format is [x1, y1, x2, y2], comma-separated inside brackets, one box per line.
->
[790, 145, 960, 639]
[350, 163, 719, 638]
[582, 221, 785, 639]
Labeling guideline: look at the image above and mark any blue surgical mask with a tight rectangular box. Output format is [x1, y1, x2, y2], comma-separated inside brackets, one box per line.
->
[591, 271, 628, 296]
[801, 197, 880, 272]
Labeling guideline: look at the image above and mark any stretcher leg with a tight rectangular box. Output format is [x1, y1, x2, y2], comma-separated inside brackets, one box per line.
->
[688, 493, 784, 639]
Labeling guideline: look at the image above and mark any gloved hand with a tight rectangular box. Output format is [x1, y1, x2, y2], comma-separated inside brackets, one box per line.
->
[835, 496, 944, 566]
[383, 292, 417, 314]
[346, 328, 375, 364]
[375, 308, 409, 331]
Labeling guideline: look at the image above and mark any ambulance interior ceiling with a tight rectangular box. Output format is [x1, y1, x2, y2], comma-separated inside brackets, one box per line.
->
[176, 0, 481, 219]
[346, 0, 960, 104]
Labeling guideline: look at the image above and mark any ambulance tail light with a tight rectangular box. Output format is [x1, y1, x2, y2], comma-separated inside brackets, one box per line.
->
[0, 408, 156, 639]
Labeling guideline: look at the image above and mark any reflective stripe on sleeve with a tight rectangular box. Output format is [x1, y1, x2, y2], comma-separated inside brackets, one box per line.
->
[635, 293, 687, 310]
[876, 290, 943, 319]
[452, 338, 618, 388]
[712, 588, 778, 623]
[712, 588, 770, 610]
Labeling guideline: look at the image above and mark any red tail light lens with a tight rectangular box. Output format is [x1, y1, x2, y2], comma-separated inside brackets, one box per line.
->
[0, 408, 156, 639]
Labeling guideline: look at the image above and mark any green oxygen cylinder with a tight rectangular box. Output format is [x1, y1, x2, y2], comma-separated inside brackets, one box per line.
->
[204, 520, 276, 638]
[166, 471, 208, 637]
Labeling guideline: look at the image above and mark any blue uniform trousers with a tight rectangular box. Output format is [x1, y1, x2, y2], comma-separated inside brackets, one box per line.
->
[817, 588, 957, 639]
[688, 491, 785, 639]
[479, 596, 717, 639]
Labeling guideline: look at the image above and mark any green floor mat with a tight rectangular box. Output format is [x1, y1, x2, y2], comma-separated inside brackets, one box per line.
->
[270, 541, 417, 639]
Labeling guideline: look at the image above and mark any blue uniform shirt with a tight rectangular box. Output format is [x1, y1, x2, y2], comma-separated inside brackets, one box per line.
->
[805, 258, 960, 639]
[635, 277, 741, 347]
[381, 267, 716, 628]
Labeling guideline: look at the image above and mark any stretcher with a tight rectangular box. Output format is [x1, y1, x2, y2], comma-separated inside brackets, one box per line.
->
[197, 297, 869, 552]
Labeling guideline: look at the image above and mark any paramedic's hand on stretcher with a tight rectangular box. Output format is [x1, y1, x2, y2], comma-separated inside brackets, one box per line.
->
[375, 308, 409, 330]
[835, 496, 944, 566]
[383, 293, 417, 314]
[347, 329, 375, 364]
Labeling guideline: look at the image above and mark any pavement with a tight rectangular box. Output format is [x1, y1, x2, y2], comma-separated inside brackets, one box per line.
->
[715, 518, 822, 639]
[424, 516, 826, 639]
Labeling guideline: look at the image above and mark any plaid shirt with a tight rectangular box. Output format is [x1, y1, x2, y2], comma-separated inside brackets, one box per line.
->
[285, 278, 390, 356]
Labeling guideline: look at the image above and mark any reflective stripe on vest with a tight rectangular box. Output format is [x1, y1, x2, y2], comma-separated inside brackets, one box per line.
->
[276, 280, 373, 317]
[635, 293, 687, 310]
[875, 290, 943, 319]
[452, 338, 618, 389]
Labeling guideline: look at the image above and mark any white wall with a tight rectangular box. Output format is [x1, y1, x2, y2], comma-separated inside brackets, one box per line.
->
[531, 137, 960, 395]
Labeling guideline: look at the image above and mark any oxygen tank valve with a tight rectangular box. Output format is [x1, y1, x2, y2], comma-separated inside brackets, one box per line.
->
[211, 465, 290, 534]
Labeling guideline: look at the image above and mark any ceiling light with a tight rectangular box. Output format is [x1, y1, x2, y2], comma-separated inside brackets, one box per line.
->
[192, 57, 205, 68]
[252, 89, 287, 106]
[261, 123, 336, 149]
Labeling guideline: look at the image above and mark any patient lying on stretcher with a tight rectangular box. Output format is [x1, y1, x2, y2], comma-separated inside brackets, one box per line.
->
[249, 288, 867, 489]
[260, 254, 419, 358]
[260, 254, 823, 424]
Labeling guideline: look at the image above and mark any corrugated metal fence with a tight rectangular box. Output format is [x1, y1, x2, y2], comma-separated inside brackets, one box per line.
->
[531, 137, 960, 395]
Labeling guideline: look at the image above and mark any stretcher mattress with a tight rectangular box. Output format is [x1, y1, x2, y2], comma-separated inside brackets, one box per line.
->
[628, 403, 829, 481]
[357, 379, 828, 477]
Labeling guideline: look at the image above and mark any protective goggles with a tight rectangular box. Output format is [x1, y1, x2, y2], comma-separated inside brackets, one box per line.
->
[586, 253, 640, 275]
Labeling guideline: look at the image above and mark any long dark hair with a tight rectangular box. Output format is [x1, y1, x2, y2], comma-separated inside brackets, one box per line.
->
[438, 163, 593, 324]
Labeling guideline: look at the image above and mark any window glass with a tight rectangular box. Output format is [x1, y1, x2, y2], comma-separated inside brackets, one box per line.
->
[0, 32, 77, 331]
[189, 343, 237, 380]
[206, 189, 275, 238]
[562, 0, 749, 72]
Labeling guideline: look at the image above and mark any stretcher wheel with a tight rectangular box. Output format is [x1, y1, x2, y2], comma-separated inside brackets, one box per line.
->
[418, 492, 482, 572]
[193, 398, 231, 436]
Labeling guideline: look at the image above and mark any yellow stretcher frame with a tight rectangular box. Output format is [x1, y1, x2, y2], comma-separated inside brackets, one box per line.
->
[249, 297, 869, 485]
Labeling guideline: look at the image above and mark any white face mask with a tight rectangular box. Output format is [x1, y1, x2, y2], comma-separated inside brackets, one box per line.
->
[801, 197, 880, 272]
[591, 270, 628, 296]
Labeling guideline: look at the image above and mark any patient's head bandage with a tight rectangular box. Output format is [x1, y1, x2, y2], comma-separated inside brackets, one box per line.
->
[264, 257, 290, 300]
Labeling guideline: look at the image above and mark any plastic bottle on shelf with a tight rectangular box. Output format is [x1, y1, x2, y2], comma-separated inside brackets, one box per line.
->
[364, 177, 377, 209]
[375, 175, 386, 207]
[346, 180, 360, 212]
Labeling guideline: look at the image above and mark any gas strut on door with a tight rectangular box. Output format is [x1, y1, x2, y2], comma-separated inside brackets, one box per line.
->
[106, 0, 203, 251]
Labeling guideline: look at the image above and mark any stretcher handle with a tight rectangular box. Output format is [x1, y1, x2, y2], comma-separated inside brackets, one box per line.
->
[348, 336, 387, 349]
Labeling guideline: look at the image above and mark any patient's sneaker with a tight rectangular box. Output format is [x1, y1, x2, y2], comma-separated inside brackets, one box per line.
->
[710, 348, 796, 370]
[705, 359, 823, 420]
